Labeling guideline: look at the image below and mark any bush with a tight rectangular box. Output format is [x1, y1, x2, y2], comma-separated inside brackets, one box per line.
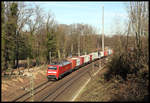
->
[104, 48, 149, 102]
[105, 47, 149, 81]
[110, 73, 149, 102]
[105, 52, 130, 81]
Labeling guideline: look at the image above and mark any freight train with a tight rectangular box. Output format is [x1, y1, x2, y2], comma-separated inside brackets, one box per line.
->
[47, 49, 113, 81]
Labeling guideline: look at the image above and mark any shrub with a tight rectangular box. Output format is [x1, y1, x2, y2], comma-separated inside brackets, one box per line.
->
[105, 52, 130, 81]
[104, 48, 149, 102]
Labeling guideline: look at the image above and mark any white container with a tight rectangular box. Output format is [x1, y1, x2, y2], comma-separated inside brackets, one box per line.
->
[108, 49, 111, 55]
[91, 52, 98, 60]
[86, 55, 90, 62]
[76, 58, 80, 66]
[91, 52, 95, 60]
[92, 53, 95, 60]
[107, 49, 112, 55]
[72, 58, 80, 66]
[98, 51, 101, 58]
[81, 55, 90, 63]
[110, 49, 112, 55]
[95, 52, 98, 59]
[100, 51, 104, 57]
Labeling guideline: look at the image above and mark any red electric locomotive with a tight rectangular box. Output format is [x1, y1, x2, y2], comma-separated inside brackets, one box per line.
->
[47, 60, 72, 80]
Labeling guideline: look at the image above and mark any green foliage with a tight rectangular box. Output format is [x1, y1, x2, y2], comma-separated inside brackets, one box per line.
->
[8, 3, 18, 69]
[18, 35, 32, 60]
[46, 31, 57, 63]
[1, 2, 6, 71]
[10, 3, 18, 16]
[1, 2, 5, 23]
[1, 2, 19, 69]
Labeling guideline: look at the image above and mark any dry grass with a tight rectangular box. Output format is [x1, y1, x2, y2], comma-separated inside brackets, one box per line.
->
[76, 69, 114, 102]
[110, 74, 149, 102]
[76, 72, 149, 102]
[76, 54, 149, 102]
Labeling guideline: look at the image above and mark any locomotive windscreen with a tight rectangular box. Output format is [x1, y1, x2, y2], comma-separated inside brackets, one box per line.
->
[48, 66, 57, 70]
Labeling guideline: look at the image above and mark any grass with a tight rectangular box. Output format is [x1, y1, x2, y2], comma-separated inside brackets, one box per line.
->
[76, 72, 149, 102]
[76, 54, 149, 102]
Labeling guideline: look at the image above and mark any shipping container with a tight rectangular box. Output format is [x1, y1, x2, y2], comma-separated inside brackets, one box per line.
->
[91, 53, 95, 60]
[79, 56, 84, 65]
[104, 51, 108, 56]
[100, 51, 104, 57]
[72, 58, 80, 66]
[89, 53, 94, 60]
[89, 54, 92, 61]
[92, 52, 98, 59]
[108, 49, 112, 55]
[68, 58, 76, 69]
[92, 53, 95, 60]
[81, 55, 90, 63]
[87, 55, 90, 62]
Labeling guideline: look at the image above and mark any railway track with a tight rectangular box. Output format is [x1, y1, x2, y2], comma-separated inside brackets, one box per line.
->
[2, 65, 47, 100]
[13, 80, 50, 101]
[23, 62, 94, 101]
[12, 57, 108, 102]
[43, 58, 107, 101]
[41, 63, 93, 101]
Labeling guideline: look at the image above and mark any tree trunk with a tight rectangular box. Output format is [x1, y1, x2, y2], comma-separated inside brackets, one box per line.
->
[58, 49, 61, 60]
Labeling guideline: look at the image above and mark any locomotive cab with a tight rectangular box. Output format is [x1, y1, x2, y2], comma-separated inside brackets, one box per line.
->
[47, 65, 59, 80]
[47, 60, 72, 81]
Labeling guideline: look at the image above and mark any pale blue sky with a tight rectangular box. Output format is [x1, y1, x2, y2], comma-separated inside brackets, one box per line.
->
[25, 2, 129, 35]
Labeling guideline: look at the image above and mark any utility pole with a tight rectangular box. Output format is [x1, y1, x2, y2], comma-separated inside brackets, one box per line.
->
[27, 57, 34, 102]
[102, 6, 104, 53]
[78, 28, 80, 57]
[71, 43, 73, 56]
[30, 73, 34, 102]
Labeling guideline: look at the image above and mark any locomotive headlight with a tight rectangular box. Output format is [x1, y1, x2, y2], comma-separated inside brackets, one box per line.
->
[48, 71, 57, 73]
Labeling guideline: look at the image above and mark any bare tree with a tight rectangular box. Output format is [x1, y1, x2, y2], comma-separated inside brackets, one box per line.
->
[127, 2, 148, 64]
[15, 2, 34, 71]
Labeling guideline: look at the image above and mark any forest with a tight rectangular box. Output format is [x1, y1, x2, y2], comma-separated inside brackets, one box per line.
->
[1, 2, 104, 73]
[1, 2, 148, 77]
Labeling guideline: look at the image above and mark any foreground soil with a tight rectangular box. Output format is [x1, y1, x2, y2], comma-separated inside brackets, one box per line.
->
[1, 65, 47, 101]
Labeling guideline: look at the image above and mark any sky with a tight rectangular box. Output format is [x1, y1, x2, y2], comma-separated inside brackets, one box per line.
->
[25, 2, 129, 36]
